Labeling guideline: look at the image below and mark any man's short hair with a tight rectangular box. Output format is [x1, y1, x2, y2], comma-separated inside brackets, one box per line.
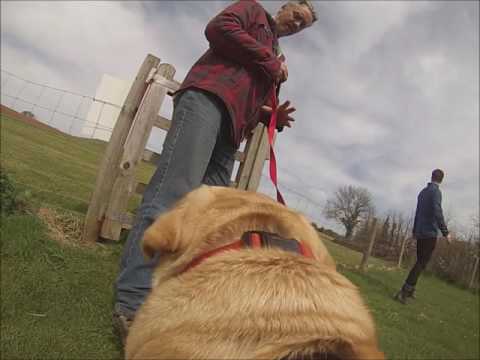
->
[291, 0, 318, 23]
[431, 169, 445, 183]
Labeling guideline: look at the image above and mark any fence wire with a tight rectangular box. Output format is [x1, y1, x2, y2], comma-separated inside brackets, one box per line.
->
[0, 68, 334, 227]
[1, 69, 120, 140]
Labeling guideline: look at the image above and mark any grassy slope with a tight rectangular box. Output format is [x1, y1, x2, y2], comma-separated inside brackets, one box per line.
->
[1, 214, 123, 358]
[325, 241, 479, 359]
[0, 114, 154, 213]
[1, 114, 479, 359]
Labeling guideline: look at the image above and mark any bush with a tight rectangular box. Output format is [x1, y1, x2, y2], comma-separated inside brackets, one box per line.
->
[0, 169, 29, 216]
[428, 239, 480, 289]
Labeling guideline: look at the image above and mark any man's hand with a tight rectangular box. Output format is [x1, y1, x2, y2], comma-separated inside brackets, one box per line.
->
[261, 100, 296, 129]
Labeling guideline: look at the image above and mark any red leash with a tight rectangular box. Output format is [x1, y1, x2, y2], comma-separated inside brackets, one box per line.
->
[267, 88, 286, 205]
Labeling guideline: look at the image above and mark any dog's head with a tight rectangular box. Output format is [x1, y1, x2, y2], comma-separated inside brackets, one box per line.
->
[142, 185, 335, 270]
[139, 186, 384, 360]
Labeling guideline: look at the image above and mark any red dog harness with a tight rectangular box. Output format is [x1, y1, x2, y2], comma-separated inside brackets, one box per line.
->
[182, 231, 314, 274]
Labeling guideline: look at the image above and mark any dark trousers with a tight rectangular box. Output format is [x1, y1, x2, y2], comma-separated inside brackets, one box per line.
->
[405, 237, 437, 287]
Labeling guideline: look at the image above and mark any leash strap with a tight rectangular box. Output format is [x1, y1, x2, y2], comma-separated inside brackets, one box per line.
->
[267, 88, 286, 205]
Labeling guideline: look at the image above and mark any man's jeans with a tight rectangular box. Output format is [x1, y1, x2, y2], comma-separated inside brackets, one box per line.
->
[114, 89, 235, 317]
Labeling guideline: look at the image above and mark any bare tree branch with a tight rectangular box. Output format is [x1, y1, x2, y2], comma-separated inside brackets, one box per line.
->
[323, 185, 374, 240]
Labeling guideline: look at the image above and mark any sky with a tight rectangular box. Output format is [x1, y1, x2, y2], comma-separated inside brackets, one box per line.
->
[1, 0, 478, 235]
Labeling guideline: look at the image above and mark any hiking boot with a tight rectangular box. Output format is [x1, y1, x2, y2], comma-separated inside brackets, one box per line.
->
[408, 288, 416, 300]
[112, 308, 134, 346]
[394, 289, 408, 304]
[394, 283, 415, 304]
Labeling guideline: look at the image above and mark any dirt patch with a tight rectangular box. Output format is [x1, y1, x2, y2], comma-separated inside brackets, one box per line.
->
[37, 207, 90, 248]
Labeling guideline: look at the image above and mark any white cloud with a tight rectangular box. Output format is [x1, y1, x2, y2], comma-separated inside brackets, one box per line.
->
[1, 0, 478, 232]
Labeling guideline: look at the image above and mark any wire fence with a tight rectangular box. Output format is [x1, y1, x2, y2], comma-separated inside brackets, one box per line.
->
[1, 69, 118, 140]
[258, 172, 327, 226]
[0, 68, 331, 228]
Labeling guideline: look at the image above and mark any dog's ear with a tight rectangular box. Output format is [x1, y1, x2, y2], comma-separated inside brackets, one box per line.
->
[142, 185, 216, 259]
[143, 205, 185, 259]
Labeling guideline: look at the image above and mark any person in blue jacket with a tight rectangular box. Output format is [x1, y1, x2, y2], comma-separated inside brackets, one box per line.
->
[395, 169, 451, 304]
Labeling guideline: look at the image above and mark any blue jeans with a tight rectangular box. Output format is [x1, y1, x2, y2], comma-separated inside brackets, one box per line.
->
[114, 89, 235, 317]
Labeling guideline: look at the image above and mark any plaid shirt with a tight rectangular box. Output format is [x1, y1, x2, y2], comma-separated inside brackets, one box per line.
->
[177, 0, 283, 148]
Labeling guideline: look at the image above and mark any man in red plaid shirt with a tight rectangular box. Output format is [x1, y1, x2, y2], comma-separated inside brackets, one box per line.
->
[114, 0, 317, 343]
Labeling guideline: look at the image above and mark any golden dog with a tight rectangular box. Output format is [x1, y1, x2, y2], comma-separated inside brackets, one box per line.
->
[125, 186, 384, 360]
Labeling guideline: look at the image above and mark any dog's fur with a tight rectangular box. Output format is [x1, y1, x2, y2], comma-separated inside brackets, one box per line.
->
[125, 186, 384, 360]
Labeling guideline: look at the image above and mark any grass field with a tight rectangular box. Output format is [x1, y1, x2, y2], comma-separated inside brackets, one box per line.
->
[1, 114, 479, 359]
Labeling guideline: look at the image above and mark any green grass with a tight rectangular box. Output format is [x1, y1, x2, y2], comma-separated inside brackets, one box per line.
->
[0, 115, 155, 213]
[1, 214, 123, 359]
[1, 114, 479, 359]
[323, 240, 479, 359]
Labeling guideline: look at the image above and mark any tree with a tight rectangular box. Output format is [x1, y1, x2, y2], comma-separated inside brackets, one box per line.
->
[323, 185, 374, 240]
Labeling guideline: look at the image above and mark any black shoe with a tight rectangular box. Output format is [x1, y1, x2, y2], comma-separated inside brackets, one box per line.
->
[394, 289, 408, 304]
[407, 288, 416, 300]
[112, 309, 134, 346]
[394, 283, 415, 304]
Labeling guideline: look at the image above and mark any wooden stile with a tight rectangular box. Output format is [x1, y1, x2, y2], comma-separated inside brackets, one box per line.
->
[100, 64, 176, 240]
[247, 126, 271, 191]
[82, 54, 161, 243]
[236, 124, 265, 190]
[83, 54, 272, 242]
[154, 115, 172, 131]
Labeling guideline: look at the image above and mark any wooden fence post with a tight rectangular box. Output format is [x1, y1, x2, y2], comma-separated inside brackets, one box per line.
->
[100, 63, 176, 240]
[246, 126, 271, 191]
[235, 124, 266, 190]
[469, 256, 479, 289]
[360, 217, 378, 271]
[82, 54, 161, 243]
[397, 235, 409, 268]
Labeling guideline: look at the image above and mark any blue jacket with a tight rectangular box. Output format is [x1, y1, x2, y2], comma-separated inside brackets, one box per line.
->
[413, 182, 449, 239]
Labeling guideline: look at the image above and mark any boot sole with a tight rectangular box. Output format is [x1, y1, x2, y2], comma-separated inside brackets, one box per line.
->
[393, 292, 407, 304]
